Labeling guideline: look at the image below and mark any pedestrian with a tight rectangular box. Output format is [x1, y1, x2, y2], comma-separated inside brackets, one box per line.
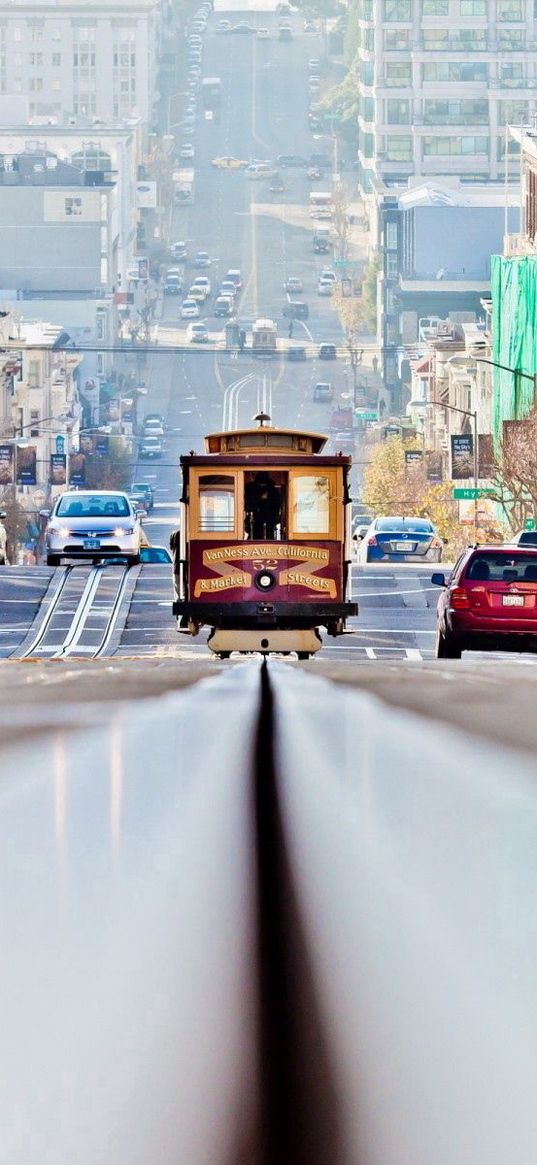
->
[372, 354, 379, 375]
[288, 320, 293, 339]
[239, 328, 246, 352]
[0, 510, 8, 566]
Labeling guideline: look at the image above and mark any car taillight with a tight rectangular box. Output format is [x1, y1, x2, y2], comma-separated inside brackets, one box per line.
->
[431, 537, 442, 548]
[367, 536, 378, 546]
[451, 587, 470, 609]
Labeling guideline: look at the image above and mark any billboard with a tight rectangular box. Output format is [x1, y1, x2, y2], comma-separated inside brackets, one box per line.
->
[135, 180, 158, 209]
[425, 451, 443, 483]
[69, 452, 86, 487]
[405, 450, 423, 467]
[450, 433, 474, 480]
[16, 445, 37, 486]
[50, 453, 66, 486]
[0, 443, 14, 486]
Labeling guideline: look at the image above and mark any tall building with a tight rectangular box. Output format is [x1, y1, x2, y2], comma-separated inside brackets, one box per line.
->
[356, 0, 537, 195]
[0, 0, 159, 134]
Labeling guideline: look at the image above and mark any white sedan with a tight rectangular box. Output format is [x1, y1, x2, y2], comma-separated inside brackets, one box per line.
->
[181, 298, 200, 318]
[45, 491, 142, 565]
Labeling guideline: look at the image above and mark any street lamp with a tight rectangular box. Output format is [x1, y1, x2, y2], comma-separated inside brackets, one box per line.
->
[473, 355, 537, 414]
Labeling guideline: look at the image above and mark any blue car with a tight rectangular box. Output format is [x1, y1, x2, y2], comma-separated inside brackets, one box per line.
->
[358, 516, 444, 563]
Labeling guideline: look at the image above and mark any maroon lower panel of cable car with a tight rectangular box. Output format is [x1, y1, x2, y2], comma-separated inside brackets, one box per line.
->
[189, 538, 343, 604]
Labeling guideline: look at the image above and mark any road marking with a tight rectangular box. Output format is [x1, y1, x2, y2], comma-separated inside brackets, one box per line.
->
[405, 648, 423, 661]
[365, 647, 376, 659]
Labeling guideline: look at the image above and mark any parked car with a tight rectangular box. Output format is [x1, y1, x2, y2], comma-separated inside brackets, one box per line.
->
[358, 516, 444, 564]
[130, 482, 154, 511]
[142, 413, 166, 431]
[139, 545, 173, 564]
[45, 491, 142, 565]
[432, 546, 537, 658]
[318, 342, 337, 359]
[142, 418, 165, 437]
[313, 381, 333, 402]
[283, 300, 309, 320]
[181, 298, 200, 318]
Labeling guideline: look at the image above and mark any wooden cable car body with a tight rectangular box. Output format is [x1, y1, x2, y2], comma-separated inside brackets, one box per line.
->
[172, 418, 358, 657]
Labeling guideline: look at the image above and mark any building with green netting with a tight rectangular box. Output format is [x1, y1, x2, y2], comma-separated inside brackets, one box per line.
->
[491, 254, 537, 449]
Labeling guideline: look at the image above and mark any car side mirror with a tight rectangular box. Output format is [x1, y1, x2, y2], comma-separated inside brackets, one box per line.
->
[352, 532, 363, 541]
[431, 572, 446, 587]
[39, 509, 51, 519]
[135, 508, 145, 518]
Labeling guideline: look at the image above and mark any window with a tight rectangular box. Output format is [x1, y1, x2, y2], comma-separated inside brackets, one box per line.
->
[422, 0, 449, 13]
[499, 62, 524, 85]
[386, 134, 413, 160]
[52, 79, 61, 90]
[198, 475, 235, 532]
[28, 361, 39, 388]
[51, 52, 61, 66]
[423, 61, 488, 81]
[499, 28, 524, 47]
[422, 135, 488, 154]
[497, 0, 524, 18]
[29, 52, 43, 66]
[385, 62, 411, 86]
[291, 475, 330, 535]
[384, 28, 410, 48]
[65, 197, 82, 215]
[383, 0, 412, 18]
[386, 221, 398, 249]
[386, 253, 399, 278]
[386, 98, 410, 124]
[460, 0, 486, 13]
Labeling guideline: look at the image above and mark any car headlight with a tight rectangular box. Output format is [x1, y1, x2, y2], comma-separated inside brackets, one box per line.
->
[48, 525, 70, 537]
[114, 526, 134, 536]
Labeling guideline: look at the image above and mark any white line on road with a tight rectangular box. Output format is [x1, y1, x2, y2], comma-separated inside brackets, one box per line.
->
[365, 647, 376, 659]
[405, 648, 423, 661]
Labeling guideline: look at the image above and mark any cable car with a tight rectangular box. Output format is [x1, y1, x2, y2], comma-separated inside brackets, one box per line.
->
[171, 414, 358, 657]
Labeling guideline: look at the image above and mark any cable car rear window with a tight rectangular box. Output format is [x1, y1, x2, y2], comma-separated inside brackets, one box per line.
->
[198, 475, 235, 532]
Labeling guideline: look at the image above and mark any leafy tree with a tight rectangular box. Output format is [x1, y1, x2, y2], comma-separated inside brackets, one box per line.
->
[362, 252, 379, 334]
[0, 486, 31, 562]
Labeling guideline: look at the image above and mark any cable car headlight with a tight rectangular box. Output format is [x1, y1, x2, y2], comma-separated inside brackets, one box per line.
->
[255, 569, 276, 592]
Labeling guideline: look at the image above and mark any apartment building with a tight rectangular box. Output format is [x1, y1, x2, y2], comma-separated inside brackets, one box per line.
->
[356, 0, 537, 195]
[0, 0, 159, 135]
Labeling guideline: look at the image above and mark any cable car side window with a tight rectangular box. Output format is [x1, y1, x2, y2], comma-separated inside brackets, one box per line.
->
[291, 474, 330, 535]
[198, 474, 236, 533]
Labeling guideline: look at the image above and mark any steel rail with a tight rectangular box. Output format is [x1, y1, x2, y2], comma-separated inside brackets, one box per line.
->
[17, 564, 73, 658]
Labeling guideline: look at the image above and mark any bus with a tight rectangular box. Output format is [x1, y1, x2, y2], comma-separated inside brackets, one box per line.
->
[252, 318, 277, 355]
[173, 169, 194, 205]
[201, 77, 222, 109]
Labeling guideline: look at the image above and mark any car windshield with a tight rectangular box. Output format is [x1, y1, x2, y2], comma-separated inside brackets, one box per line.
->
[464, 553, 537, 582]
[376, 518, 434, 533]
[56, 494, 130, 518]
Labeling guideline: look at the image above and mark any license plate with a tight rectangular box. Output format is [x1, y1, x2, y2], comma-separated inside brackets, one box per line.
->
[503, 594, 524, 606]
[83, 538, 101, 550]
[395, 542, 411, 552]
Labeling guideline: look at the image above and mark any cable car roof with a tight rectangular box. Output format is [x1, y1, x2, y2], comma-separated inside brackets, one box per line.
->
[204, 423, 328, 455]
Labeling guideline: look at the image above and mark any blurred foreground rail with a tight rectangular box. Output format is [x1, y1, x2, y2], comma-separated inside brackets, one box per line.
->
[1, 660, 537, 1164]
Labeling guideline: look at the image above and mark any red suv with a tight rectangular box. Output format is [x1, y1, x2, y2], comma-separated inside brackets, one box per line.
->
[432, 546, 537, 658]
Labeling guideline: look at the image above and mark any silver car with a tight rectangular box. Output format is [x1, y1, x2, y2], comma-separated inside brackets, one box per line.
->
[45, 490, 142, 566]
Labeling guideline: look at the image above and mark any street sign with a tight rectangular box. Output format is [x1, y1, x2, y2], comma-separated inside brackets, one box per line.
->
[55, 434, 65, 454]
[525, 517, 536, 531]
[355, 410, 378, 421]
[452, 487, 496, 500]
[334, 259, 353, 268]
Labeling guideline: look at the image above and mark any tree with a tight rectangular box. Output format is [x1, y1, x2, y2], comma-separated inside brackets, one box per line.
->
[488, 413, 537, 532]
[362, 253, 379, 334]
